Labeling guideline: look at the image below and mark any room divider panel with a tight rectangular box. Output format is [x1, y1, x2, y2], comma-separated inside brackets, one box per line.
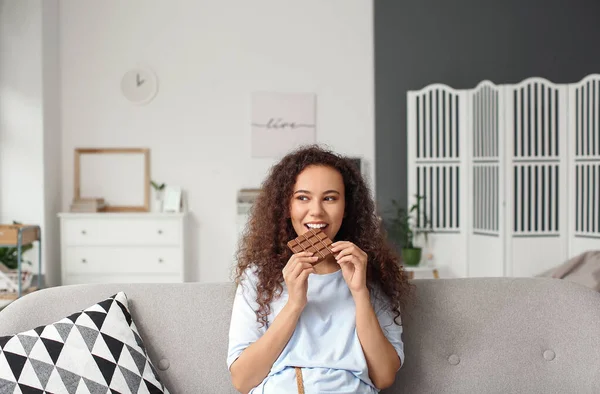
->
[407, 74, 600, 278]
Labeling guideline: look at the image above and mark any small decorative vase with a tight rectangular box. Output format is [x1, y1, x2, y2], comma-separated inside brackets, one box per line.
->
[152, 197, 163, 213]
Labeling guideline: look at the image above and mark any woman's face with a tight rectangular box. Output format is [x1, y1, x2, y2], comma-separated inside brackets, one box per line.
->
[289, 165, 346, 241]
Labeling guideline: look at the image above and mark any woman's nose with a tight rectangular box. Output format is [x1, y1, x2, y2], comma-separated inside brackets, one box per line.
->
[309, 200, 325, 215]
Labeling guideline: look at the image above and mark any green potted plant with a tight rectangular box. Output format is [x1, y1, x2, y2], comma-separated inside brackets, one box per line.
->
[0, 244, 33, 270]
[388, 195, 433, 266]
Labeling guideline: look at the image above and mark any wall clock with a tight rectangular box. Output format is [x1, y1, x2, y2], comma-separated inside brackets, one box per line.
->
[120, 67, 158, 105]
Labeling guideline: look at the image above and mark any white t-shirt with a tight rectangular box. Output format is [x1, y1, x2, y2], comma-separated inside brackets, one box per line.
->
[227, 267, 405, 393]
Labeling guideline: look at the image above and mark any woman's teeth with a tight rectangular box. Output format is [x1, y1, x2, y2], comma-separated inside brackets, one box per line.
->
[306, 223, 327, 229]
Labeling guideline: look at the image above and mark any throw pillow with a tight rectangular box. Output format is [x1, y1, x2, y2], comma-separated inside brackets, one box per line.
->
[0, 292, 169, 394]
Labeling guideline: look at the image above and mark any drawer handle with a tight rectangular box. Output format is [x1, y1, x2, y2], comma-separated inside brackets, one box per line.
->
[81, 230, 87, 235]
[81, 258, 87, 263]
[157, 229, 163, 235]
[158, 258, 164, 263]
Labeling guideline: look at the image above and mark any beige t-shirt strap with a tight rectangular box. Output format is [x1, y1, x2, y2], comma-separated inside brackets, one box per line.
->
[295, 367, 305, 394]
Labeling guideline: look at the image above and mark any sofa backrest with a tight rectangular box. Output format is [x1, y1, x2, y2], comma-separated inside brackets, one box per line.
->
[0, 282, 236, 394]
[0, 277, 599, 393]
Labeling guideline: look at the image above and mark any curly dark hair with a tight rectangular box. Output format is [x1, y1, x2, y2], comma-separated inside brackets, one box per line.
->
[234, 145, 413, 327]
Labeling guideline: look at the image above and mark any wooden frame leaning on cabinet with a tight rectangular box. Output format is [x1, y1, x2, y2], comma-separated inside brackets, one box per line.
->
[74, 148, 150, 212]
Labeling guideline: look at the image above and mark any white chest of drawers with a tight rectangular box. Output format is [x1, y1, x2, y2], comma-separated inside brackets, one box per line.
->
[58, 213, 186, 285]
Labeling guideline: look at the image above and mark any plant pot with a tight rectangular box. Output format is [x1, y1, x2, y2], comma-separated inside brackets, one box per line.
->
[401, 247, 422, 267]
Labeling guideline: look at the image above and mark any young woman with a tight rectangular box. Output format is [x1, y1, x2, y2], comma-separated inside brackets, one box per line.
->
[227, 145, 413, 393]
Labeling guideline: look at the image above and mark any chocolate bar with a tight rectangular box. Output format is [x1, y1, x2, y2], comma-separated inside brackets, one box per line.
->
[287, 228, 335, 265]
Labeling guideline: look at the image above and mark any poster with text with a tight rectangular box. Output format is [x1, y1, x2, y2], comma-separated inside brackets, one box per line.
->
[251, 92, 316, 158]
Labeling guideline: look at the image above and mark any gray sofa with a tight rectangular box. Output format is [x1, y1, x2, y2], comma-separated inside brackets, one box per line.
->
[1, 277, 599, 393]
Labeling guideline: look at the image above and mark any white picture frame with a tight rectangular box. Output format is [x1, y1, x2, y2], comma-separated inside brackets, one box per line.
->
[162, 186, 182, 213]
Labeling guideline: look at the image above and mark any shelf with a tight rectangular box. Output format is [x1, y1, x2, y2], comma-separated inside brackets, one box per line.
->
[0, 224, 43, 302]
[0, 224, 41, 247]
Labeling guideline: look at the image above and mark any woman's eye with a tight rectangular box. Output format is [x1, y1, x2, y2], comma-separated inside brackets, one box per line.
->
[296, 195, 309, 201]
[324, 196, 337, 201]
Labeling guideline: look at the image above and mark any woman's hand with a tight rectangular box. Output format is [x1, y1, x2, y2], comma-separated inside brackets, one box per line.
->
[283, 251, 317, 310]
[331, 241, 368, 295]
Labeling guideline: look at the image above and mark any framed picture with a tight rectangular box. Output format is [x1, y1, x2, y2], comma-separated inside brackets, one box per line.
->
[74, 148, 150, 212]
[251, 92, 316, 158]
[162, 186, 182, 213]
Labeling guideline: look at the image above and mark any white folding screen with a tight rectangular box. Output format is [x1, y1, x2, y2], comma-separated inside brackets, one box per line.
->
[468, 81, 505, 277]
[407, 85, 469, 278]
[504, 78, 568, 277]
[568, 75, 600, 258]
[407, 74, 600, 278]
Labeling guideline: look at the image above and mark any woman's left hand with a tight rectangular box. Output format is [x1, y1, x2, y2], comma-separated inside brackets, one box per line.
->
[330, 241, 368, 295]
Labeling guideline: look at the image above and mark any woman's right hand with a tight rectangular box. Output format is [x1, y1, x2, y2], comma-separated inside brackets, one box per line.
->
[283, 251, 317, 310]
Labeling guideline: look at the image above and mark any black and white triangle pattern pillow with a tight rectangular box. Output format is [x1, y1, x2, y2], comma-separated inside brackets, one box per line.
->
[0, 292, 169, 394]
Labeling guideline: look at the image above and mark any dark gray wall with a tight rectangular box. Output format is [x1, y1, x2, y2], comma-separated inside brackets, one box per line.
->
[375, 0, 600, 217]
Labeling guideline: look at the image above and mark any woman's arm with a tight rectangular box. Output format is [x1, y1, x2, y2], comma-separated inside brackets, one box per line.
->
[354, 290, 401, 389]
[230, 302, 303, 393]
[331, 241, 402, 390]
[229, 252, 317, 393]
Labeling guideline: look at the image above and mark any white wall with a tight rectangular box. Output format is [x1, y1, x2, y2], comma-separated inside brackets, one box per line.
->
[0, 0, 61, 286]
[41, 0, 62, 287]
[59, 0, 375, 283]
[0, 0, 44, 224]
